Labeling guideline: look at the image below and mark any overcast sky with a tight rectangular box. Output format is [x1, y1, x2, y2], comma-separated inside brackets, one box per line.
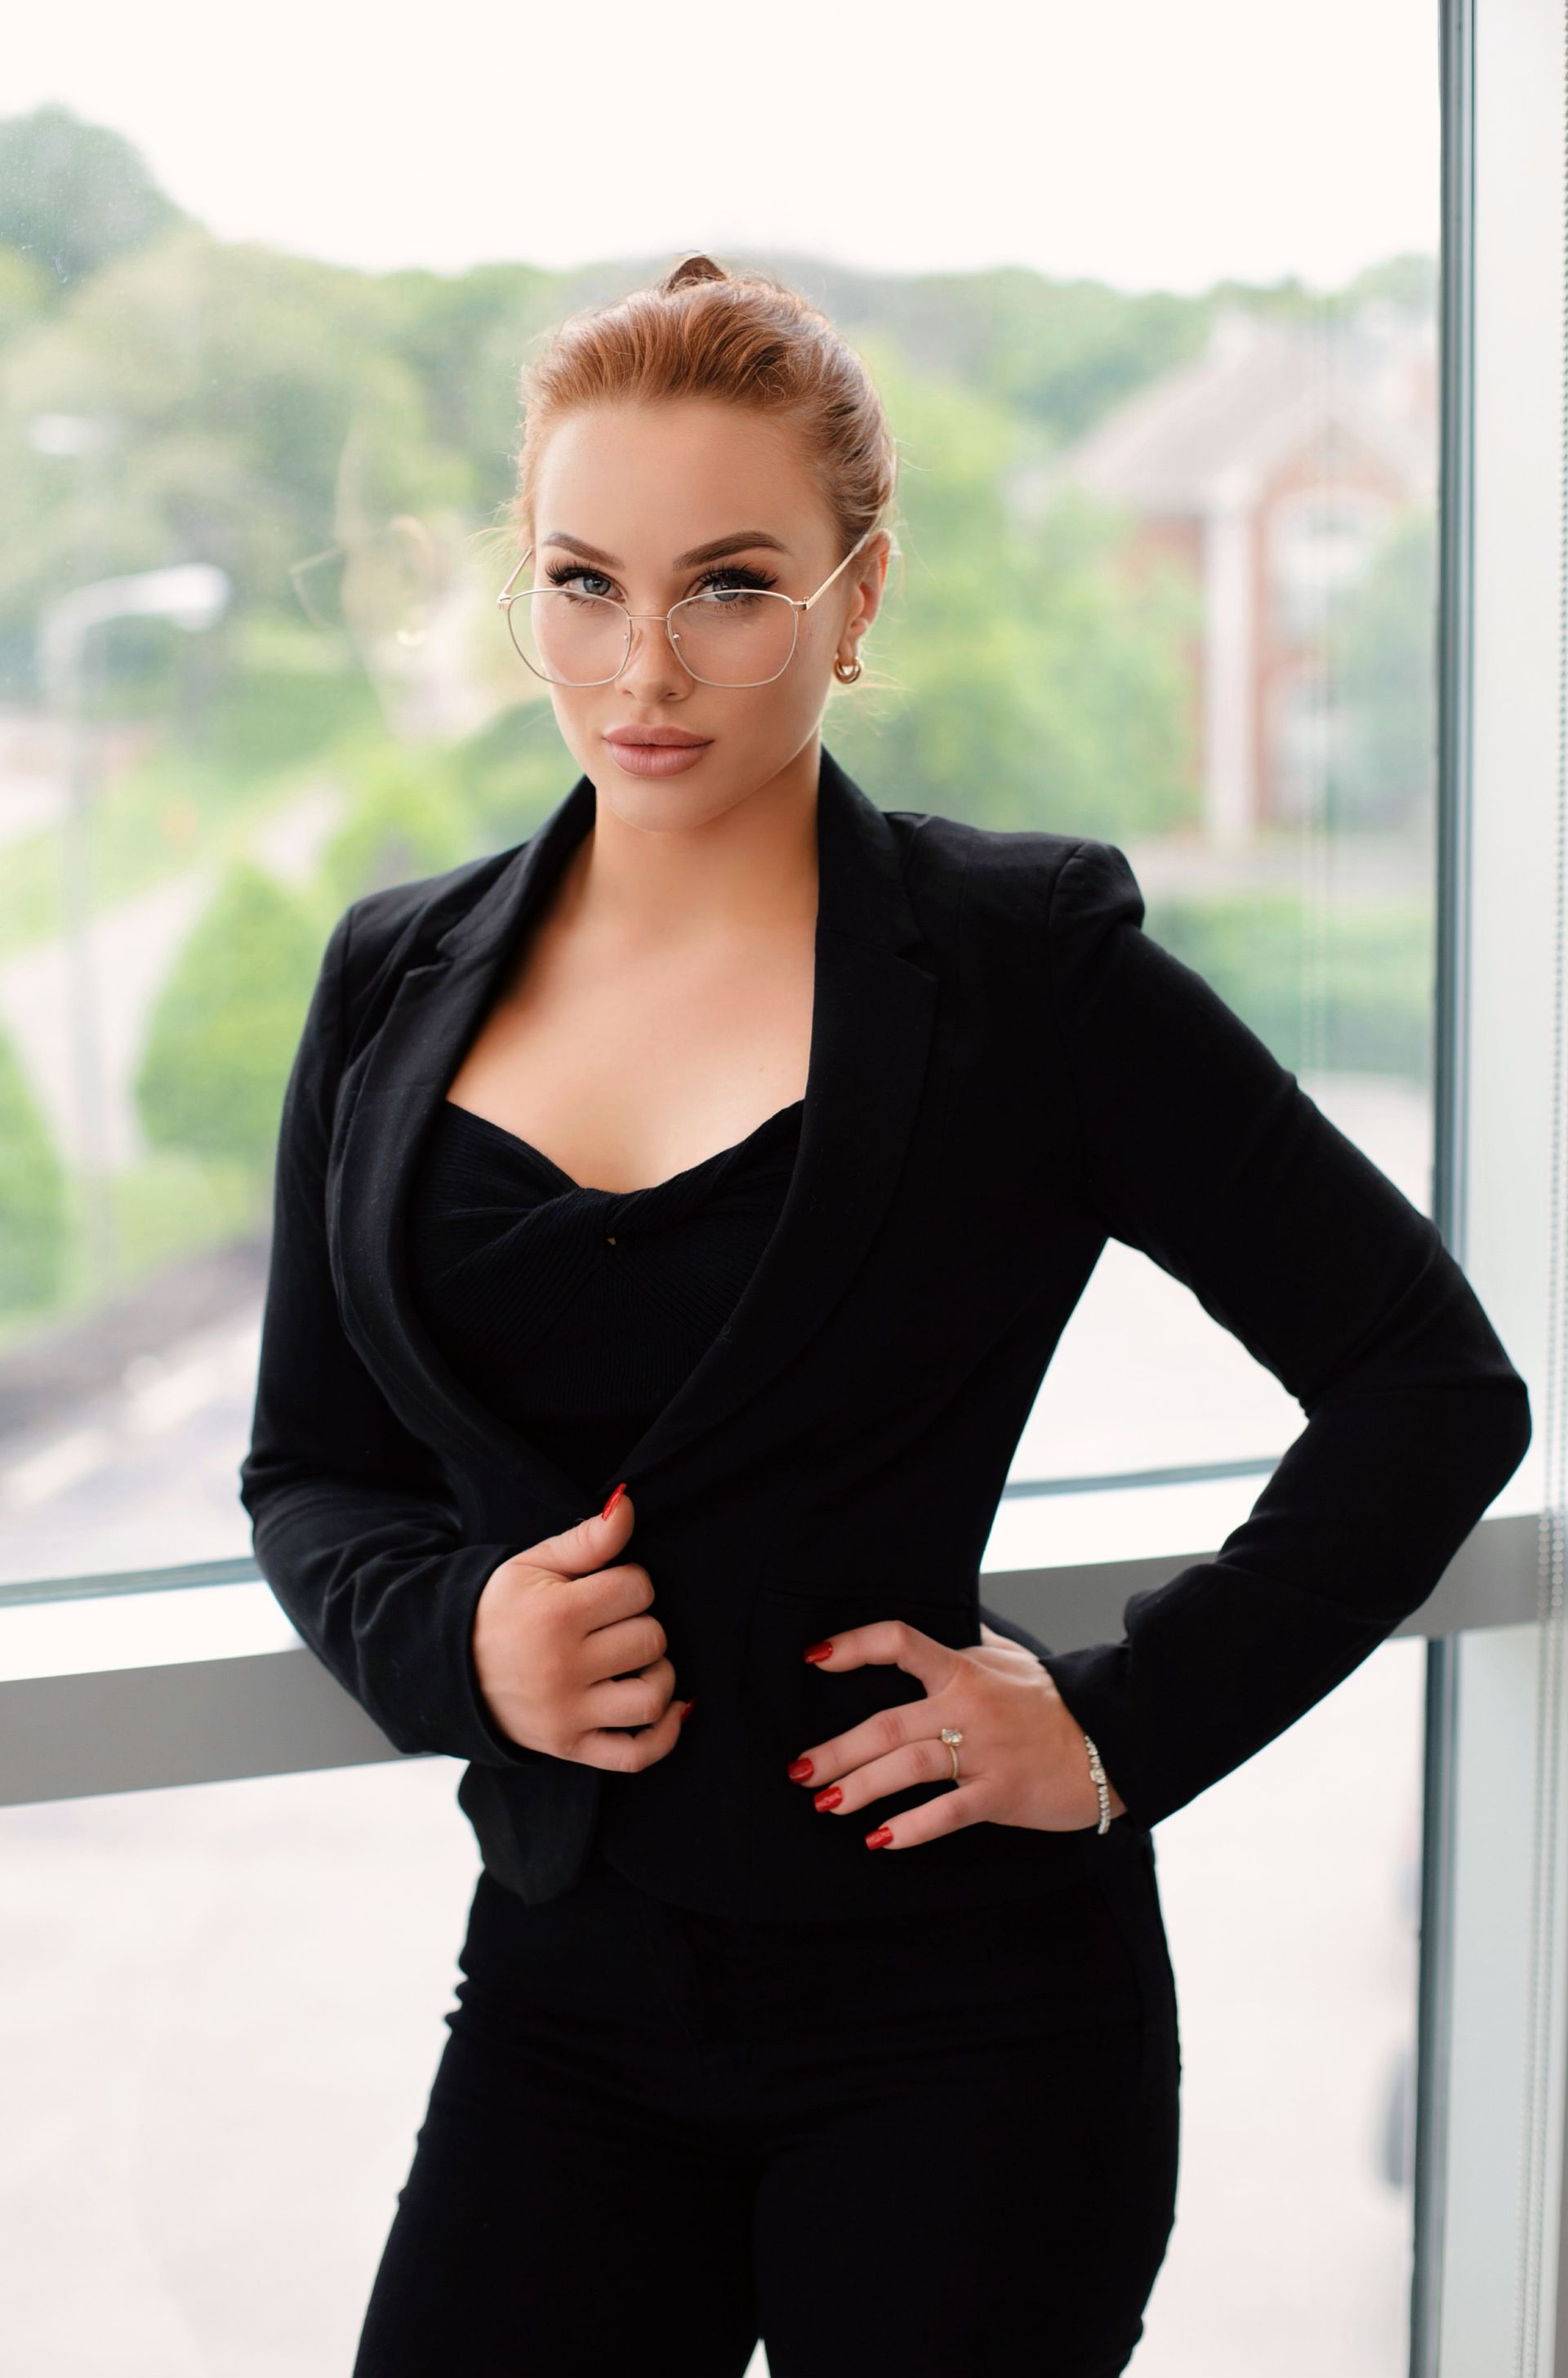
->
[9, 1, 1438, 294]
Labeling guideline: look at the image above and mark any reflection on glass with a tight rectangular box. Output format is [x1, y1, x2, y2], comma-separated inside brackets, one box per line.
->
[288, 515, 439, 647]
[1006, 296, 1438, 1488]
[1, 58, 1439, 2377]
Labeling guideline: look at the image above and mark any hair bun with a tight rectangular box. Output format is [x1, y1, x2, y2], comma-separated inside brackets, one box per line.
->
[660, 253, 731, 294]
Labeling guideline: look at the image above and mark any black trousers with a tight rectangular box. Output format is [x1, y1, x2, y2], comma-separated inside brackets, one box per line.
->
[352, 1826, 1182, 2378]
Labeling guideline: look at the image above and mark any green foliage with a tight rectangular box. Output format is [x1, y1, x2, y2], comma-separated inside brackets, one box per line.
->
[1340, 252, 1439, 321]
[180, 660, 381, 784]
[0, 241, 51, 347]
[1147, 890, 1434, 1080]
[735, 251, 1211, 450]
[112, 1145, 263, 1276]
[0, 144, 1444, 1105]
[448, 701, 581, 850]
[826, 341, 1199, 834]
[881, 269, 1208, 446]
[380, 261, 559, 516]
[0, 1024, 69, 1310]
[0, 104, 189, 294]
[135, 860, 323, 1177]
[315, 741, 475, 912]
[0, 220, 423, 661]
[1323, 508, 1437, 828]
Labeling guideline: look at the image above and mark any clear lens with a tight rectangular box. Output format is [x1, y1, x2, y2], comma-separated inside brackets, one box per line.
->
[505, 587, 799, 686]
[507, 589, 629, 684]
[292, 521, 434, 639]
[289, 547, 346, 630]
[666, 589, 798, 685]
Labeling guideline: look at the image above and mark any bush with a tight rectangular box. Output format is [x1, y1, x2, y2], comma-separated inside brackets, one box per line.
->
[314, 741, 474, 914]
[0, 1026, 69, 1311]
[1147, 890, 1433, 1081]
[135, 858, 323, 1179]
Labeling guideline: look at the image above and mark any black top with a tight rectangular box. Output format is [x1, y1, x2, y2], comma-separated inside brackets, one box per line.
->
[405, 1095, 804, 1493]
[239, 751, 1533, 1921]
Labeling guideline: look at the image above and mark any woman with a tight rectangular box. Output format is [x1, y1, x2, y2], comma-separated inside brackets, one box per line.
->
[240, 255, 1531, 2377]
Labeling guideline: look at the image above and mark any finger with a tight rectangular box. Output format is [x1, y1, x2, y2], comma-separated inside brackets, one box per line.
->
[803, 1617, 948, 1690]
[800, 1732, 964, 1817]
[862, 1784, 989, 1850]
[787, 1699, 909, 1788]
[525, 1490, 636, 1581]
[575, 1679, 690, 1773]
[584, 1650, 677, 1719]
[585, 1607, 668, 1682]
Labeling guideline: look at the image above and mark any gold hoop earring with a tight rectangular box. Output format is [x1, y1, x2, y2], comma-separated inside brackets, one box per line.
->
[834, 652, 863, 684]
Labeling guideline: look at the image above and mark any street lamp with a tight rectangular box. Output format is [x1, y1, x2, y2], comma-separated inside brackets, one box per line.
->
[35, 558, 233, 1298]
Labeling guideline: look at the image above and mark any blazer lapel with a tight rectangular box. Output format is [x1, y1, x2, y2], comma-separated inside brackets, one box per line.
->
[327, 746, 938, 1518]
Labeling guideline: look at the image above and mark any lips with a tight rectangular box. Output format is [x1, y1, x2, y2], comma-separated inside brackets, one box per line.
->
[604, 728, 711, 749]
[602, 733, 714, 777]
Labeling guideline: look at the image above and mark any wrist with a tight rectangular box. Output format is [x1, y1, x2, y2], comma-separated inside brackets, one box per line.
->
[1079, 1727, 1126, 1831]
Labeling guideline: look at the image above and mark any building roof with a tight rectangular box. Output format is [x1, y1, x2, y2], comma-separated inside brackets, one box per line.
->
[1014, 306, 1436, 519]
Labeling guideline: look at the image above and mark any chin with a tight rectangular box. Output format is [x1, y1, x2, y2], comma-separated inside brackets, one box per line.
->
[590, 770, 743, 834]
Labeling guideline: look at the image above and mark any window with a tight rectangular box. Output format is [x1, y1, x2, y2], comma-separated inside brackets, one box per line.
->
[2, 3, 1557, 2369]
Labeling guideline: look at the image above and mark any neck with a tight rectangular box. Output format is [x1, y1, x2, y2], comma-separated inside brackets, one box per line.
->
[563, 737, 822, 952]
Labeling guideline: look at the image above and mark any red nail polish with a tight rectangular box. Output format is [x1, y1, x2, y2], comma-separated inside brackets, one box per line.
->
[600, 1481, 627, 1519]
[814, 1785, 843, 1812]
[786, 1756, 813, 1780]
[679, 1699, 697, 1721]
[803, 1640, 834, 1663]
[866, 1826, 893, 1849]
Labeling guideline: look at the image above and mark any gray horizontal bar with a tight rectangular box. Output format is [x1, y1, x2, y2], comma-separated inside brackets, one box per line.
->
[0, 1456, 1289, 1612]
[982, 1508, 1545, 1659]
[0, 1650, 403, 1806]
[0, 1508, 1541, 1808]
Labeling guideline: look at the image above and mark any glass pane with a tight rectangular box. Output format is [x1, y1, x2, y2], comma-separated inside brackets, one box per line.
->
[1136, 1638, 1426, 2373]
[0, 31, 1440, 1579]
[0, 1760, 479, 2376]
[2, 6, 1446, 2371]
[996, 292, 1439, 1485]
[0, 1642, 1425, 2375]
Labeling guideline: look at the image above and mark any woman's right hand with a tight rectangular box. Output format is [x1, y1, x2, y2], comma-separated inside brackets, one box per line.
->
[470, 1491, 688, 1767]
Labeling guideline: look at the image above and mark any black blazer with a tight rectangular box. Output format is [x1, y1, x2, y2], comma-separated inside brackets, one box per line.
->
[238, 746, 1532, 1922]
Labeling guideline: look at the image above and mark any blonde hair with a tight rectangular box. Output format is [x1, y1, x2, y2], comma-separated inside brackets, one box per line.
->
[506, 252, 899, 569]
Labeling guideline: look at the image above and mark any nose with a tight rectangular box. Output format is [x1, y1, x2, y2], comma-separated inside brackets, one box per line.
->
[617, 605, 696, 701]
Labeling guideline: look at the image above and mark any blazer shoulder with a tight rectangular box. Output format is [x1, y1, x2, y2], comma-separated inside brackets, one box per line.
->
[891, 809, 1143, 953]
[964, 821, 1141, 913]
[341, 844, 514, 969]
[322, 837, 530, 1049]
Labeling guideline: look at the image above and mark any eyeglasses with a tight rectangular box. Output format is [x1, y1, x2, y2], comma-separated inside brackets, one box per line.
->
[496, 529, 873, 688]
[289, 516, 434, 644]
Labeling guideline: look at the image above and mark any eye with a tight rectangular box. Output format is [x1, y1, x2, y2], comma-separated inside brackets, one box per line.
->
[540, 559, 782, 602]
[544, 563, 615, 599]
[690, 564, 780, 603]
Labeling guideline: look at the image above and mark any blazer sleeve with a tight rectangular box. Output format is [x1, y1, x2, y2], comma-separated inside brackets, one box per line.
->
[1033, 836, 1533, 1833]
[238, 903, 544, 1768]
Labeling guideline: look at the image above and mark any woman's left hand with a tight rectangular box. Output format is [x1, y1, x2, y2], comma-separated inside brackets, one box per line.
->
[786, 1619, 1128, 1849]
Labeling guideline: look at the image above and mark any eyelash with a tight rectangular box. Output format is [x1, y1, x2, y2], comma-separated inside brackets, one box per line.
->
[542, 561, 780, 598]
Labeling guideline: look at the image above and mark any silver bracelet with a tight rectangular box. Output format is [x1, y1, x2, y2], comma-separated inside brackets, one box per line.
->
[1082, 1730, 1112, 1834]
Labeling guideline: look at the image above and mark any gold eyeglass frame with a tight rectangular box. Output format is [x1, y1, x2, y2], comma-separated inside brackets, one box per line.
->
[497, 528, 875, 688]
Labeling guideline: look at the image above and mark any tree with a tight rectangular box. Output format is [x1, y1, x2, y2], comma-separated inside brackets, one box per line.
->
[0, 104, 189, 293]
[135, 861, 323, 1181]
[1322, 507, 1438, 831]
[316, 742, 474, 913]
[825, 339, 1198, 835]
[0, 1025, 68, 1311]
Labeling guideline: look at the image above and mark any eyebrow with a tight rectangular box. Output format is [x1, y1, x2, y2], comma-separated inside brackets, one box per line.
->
[540, 530, 792, 569]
